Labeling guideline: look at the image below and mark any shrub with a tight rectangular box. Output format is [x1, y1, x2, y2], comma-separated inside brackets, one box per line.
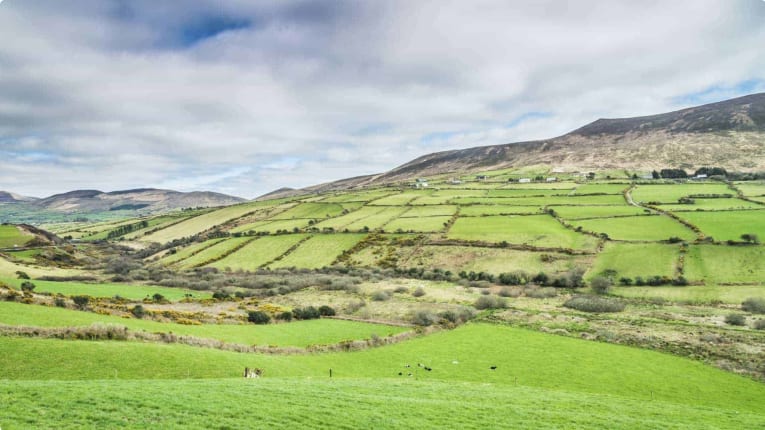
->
[590, 276, 612, 295]
[742, 297, 765, 314]
[152, 293, 166, 303]
[754, 319, 765, 330]
[318, 305, 336, 316]
[411, 310, 437, 326]
[72, 295, 90, 309]
[725, 313, 746, 326]
[54, 297, 67, 308]
[563, 296, 625, 313]
[131, 305, 146, 319]
[412, 287, 426, 297]
[247, 310, 271, 325]
[293, 306, 320, 320]
[618, 277, 633, 286]
[20, 281, 36, 292]
[15, 271, 30, 280]
[393, 286, 409, 294]
[371, 290, 391, 301]
[474, 295, 507, 310]
[498, 287, 520, 298]
[212, 291, 232, 301]
[276, 311, 293, 322]
[524, 287, 557, 298]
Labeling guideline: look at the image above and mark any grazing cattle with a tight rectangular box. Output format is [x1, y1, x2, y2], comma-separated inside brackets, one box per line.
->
[424, 367, 432, 372]
[490, 366, 497, 370]
[244, 367, 264, 378]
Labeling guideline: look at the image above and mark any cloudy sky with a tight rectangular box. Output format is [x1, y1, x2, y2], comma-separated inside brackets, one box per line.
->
[1, 0, 764, 198]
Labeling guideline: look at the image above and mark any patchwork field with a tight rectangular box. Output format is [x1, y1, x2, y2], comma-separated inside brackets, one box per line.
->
[174, 237, 253, 268]
[684, 245, 765, 284]
[448, 215, 597, 249]
[0, 278, 210, 301]
[677, 210, 765, 241]
[571, 215, 696, 241]
[631, 183, 734, 203]
[404, 246, 588, 275]
[269, 234, 366, 269]
[587, 243, 680, 280]
[209, 234, 308, 270]
[0, 224, 32, 248]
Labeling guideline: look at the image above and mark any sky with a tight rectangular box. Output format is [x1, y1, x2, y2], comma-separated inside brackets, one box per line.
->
[1, 1, 764, 199]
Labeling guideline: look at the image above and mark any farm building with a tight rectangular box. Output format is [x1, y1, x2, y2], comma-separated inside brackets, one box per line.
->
[546, 177, 558, 182]
[475, 175, 488, 181]
[518, 178, 531, 183]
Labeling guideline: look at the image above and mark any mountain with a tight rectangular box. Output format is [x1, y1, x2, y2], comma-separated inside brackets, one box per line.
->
[0, 191, 38, 203]
[33, 188, 246, 213]
[287, 93, 765, 194]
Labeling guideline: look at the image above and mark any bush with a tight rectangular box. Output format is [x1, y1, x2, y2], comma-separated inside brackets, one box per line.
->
[474, 295, 507, 310]
[72, 295, 90, 309]
[742, 297, 765, 314]
[152, 293, 166, 303]
[524, 287, 557, 298]
[498, 287, 520, 298]
[247, 310, 271, 324]
[412, 287, 426, 297]
[590, 276, 612, 295]
[724, 313, 746, 326]
[754, 319, 765, 330]
[371, 290, 391, 301]
[212, 291, 232, 301]
[293, 306, 320, 320]
[276, 311, 293, 322]
[393, 286, 409, 294]
[318, 305, 336, 316]
[411, 310, 437, 326]
[20, 281, 36, 292]
[15, 271, 30, 280]
[131, 305, 146, 319]
[563, 296, 625, 313]
[54, 297, 67, 308]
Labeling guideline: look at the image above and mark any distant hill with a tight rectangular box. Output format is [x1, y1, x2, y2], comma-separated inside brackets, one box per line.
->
[33, 188, 246, 213]
[0, 191, 38, 203]
[293, 93, 765, 192]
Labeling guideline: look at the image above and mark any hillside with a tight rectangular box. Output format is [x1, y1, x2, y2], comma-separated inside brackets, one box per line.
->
[0, 191, 37, 203]
[292, 93, 765, 193]
[33, 188, 246, 213]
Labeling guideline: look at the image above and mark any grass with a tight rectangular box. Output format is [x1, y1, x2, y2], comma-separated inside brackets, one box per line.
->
[401, 205, 458, 217]
[631, 183, 733, 203]
[684, 245, 765, 284]
[0, 301, 406, 347]
[551, 205, 649, 219]
[233, 218, 311, 233]
[1, 324, 763, 414]
[656, 198, 762, 212]
[571, 183, 629, 194]
[448, 215, 597, 249]
[385, 216, 451, 232]
[313, 206, 385, 230]
[404, 246, 587, 275]
[453, 195, 625, 206]
[0, 278, 210, 301]
[174, 237, 253, 268]
[343, 207, 408, 231]
[368, 191, 432, 205]
[612, 284, 765, 304]
[158, 238, 227, 265]
[0, 224, 32, 248]
[269, 202, 350, 220]
[571, 215, 696, 241]
[4, 377, 764, 429]
[458, 205, 543, 216]
[209, 234, 308, 270]
[587, 243, 680, 279]
[269, 234, 366, 269]
[676, 210, 765, 241]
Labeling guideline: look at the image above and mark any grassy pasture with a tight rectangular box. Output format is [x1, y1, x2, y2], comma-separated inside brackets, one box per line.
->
[571, 215, 696, 241]
[1, 324, 763, 416]
[571, 183, 629, 194]
[209, 234, 308, 270]
[268, 202, 350, 220]
[234, 218, 311, 233]
[453, 195, 625, 206]
[8, 378, 764, 430]
[612, 284, 765, 304]
[0, 278, 210, 301]
[344, 207, 409, 231]
[158, 238, 227, 265]
[0, 255, 84, 278]
[320, 189, 395, 203]
[656, 198, 762, 212]
[174, 237, 252, 269]
[404, 246, 587, 275]
[0, 224, 32, 248]
[448, 215, 596, 249]
[550, 205, 649, 219]
[141, 200, 288, 244]
[734, 182, 765, 197]
[268, 234, 366, 269]
[676, 210, 765, 241]
[410, 189, 487, 205]
[401, 205, 457, 217]
[684, 245, 765, 284]
[313, 206, 383, 230]
[0, 301, 405, 347]
[587, 243, 680, 280]
[368, 191, 431, 206]
[458, 205, 543, 216]
[385, 216, 452, 233]
[4, 249, 42, 262]
[485, 189, 570, 198]
[631, 183, 733, 203]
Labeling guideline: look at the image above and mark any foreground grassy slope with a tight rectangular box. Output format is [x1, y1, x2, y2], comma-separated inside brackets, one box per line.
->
[0, 225, 32, 248]
[1, 278, 210, 301]
[0, 302, 406, 347]
[3, 377, 762, 429]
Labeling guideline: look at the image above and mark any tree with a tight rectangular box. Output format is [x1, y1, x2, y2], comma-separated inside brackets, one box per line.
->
[590, 276, 612, 295]
[318, 305, 336, 316]
[72, 295, 90, 309]
[131, 305, 146, 319]
[20, 281, 36, 292]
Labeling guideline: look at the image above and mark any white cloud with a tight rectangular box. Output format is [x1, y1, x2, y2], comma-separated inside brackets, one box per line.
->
[0, 0, 764, 198]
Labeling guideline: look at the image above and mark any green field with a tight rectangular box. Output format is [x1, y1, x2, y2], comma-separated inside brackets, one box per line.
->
[571, 215, 696, 241]
[404, 246, 587, 275]
[612, 284, 765, 304]
[656, 198, 762, 212]
[734, 182, 765, 197]
[448, 215, 596, 249]
[676, 210, 765, 241]
[571, 183, 629, 194]
[1, 324, 763, 429]
[385, 216, 452, 232]
[174, 237, 253, 268]
[268, 202, 353, 220]
[453, 194, 625, 206]
[0, 301, 405, 347]
[209, 234, 308, 270]
[458, 205, 543, 216]
[0, 278, 210, 301]
[587, 243, 680, 279]
[551, 205, 649, 219]
[631, 183, 733, 203]
[368, 191, 431, 205]
[343, 207, 408, 231]
[0, 224, 32, 248]
[269, 234, 366, 269]
[684, 245, 765, 284]
[232, 218, 311, 233]
[158, 238, 227, 265]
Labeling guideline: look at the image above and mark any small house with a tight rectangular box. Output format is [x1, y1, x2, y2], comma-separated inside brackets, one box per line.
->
[475, 175, 488, 181]
[545, 177, 558, 182]
[518, 178, 531, 183]
[693, 174, 708, 180]
[449, 178, 462, 185]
